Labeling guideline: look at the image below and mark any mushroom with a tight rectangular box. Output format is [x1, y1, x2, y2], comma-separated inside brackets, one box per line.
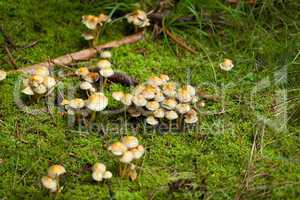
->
[126, 10, 150, 30]
[120, 93, 133, 106]
[34, 66, 50, 77]
[162, 82, 177, 97]
[141, 85, 157, 99]
[184, 109, 198, 124]
[159, 74, 169, 84]
[121, 136, 139, 149]
[132, 84, 146, 96]
[177, 87, 192, 103]
[176, 103, 191, 114]
[47, 165, 66, 179]
[165, 110, 178, 131]
[69, 98, 85, 110]
[132, 94, 147, 107]
[131, 145, 145, 160]
[97, 59, 112, 69]
[92, 163, 106, 173]
[80, 81, 94, 91]
[100, 67, 114, 78]
[22, 87, 34, 96]
[103, 171, 113, 179]
[153, 108, 165, 118]
[162, 98, 177, 110]
[127, 106, 142, 118]
[41, 176, 58, 193]
[0, 70, 7, 81]
[112, 91, 125, 101]
[76, 67, 90, 77]
[220, 58, 234, 71]
[92, 170, 103, 182]
[86, 92, 108, 112]
[154, 92, 165, 102]
[146, 116, 158, 126]
[147, 76, 163, 86]
[108, 142, 127, 156]
[120, 151, 134, 163]
[100, 51, 112, 59]
[82, 14, 109, 30]
[43, 76, 56, 89]
[81, 32, 95, 41]
[33, 84, 47, 95]
[145, 100, 160, 111]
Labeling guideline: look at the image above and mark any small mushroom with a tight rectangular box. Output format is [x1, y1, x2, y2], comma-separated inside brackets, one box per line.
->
[81, 32, 95, 40]
[176, 103, 191, 114]
[159, 74, 169, 84]
[100, 51, 112, 59]
[153, 108, 165, 118]
[120, 151, 134, 163]
[100, 67, 114, 77]
[76, 67, 90, 77]
[34, 66, 50, 77]
[22, 86, 34, 96]
[97, 59, 112, 69]
[43, 76, 56, 89]
[131, 145, 145, 159]
[121, 136, 139, 149]
[162, 82, 177, 97]
[141, 85, 157, 99]
[103, 171, 113, 179]
[154, 92, 165, 102]
[0, 70, 7, 81]
[33, 84, 47, 94]
[69, 98, 85, 109]
[41, 176, 58, 193]
[47, 165, 66, 179]
[177, 88, 192, 103]
[128, 106, 142, 118]
[80, 81, 94, 91]
[92, 163, 106, 173]
[165, 110, 179, 121]
[86, 92, 108, 112]
[147, 76, 163, 86]
[83, 72, 100, 83]
[126, 10, 150, 28]
[82, 14, 110, 30]
[132, 94, 147, 107]
[108, 142, 127, 156]
[92, 171, 103, 182]
[132, 84, 146, 96]
[120, 93, 133, 106]
[184, 109, 198, 124]
[220, 58, 234, 71]
[145, 100, 160, 111]
[162, 98, 177, 110]
[146, 116, 158, 126]
[112, 91, 125, 101]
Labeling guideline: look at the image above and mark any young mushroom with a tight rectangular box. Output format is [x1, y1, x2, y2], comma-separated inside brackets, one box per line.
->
[220, 58, 234, 71]
[126, 10, 150, 32]
[165, 110, 179, 132]
[146, 116, 159, 126]
[0, 70, 7, 81]
[41, 176, 58, 193]
[43, 165, 66, 195]
[92, 162, 112, 182]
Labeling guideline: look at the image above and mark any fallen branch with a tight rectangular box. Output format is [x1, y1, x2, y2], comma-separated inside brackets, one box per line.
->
[17, 32, 145, 74]
[165, 29, 197, 54]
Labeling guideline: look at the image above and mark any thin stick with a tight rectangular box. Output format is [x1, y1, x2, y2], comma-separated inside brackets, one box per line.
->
[16, 32, 144, 74]
[164, 29, 197, 54]
[4, 45, 18, 69]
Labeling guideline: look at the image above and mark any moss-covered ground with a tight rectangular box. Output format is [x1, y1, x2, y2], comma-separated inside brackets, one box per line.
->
[0, 0, 299, 199]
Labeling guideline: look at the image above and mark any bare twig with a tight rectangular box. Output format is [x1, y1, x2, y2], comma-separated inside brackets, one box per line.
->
[16, 32, 145, 74]
[164, 29, 197, 54]
[4, 45, 18, 69]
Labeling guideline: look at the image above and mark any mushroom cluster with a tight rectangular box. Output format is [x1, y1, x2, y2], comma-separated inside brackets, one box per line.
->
[108, 136, 144, 181]
[41, 165, 66, 194]
[126, 10, 150, 31]
[61, 52, 113, 124]
[112, 75, 200, 131]
[92, 162, 113, 182]
[0, 70, 6, 81]
[81, 13, 110, 47]
[22, 66, 56, 97]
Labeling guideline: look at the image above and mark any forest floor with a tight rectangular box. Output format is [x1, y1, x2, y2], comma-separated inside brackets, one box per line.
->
[0, 0, 299, 199]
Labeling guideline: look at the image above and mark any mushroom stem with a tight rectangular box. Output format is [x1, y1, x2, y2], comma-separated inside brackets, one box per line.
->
[168, 120, 172, 133]
[93, 26, 101, 47]
[90, 111, 96, 127]
[55, 176, 60, 198]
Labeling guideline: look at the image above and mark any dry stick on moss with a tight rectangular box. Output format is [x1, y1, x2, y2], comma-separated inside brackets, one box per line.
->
[164, 29, 197, 54]
[16, 32, 145, 74]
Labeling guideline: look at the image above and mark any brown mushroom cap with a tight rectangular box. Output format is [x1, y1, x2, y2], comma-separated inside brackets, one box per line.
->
[162, 98, 178, 110]
[145, 100, 160, 111]
[165, 110, 178, 120]
[146, 116, 159, 126]
[184, 109, 198, 124]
